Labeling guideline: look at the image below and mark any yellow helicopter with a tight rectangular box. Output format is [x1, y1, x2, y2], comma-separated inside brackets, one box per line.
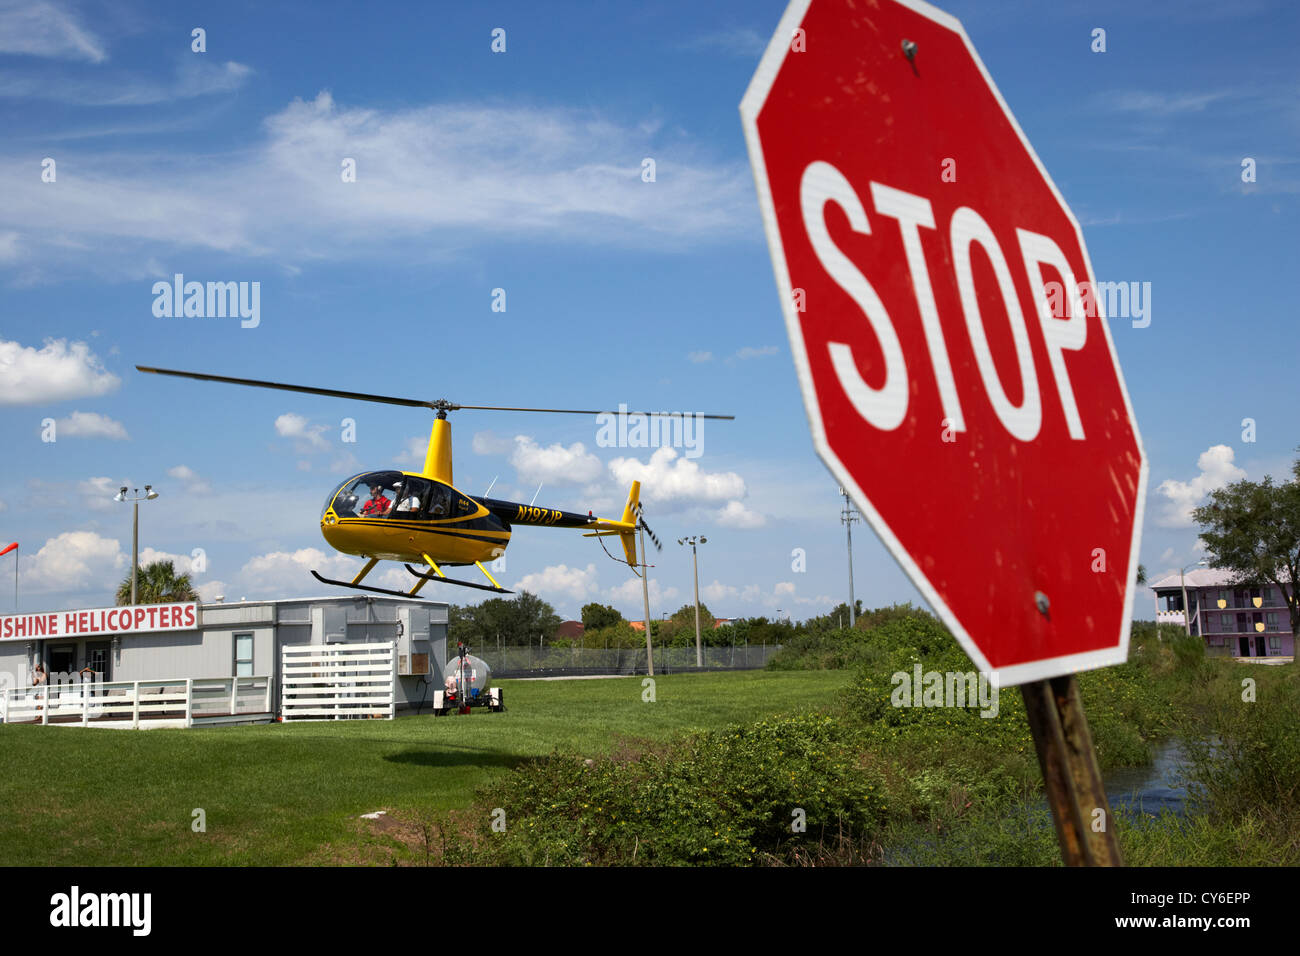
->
[136, 366, 733, 599]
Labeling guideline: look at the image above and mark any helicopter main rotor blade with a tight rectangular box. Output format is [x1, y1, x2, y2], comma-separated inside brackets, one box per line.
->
[136, 366, 438, 409]
[455, 404, 736, 420]
[136, 366, 736, 419]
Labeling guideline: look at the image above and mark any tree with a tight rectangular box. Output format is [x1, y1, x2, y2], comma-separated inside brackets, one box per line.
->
[581, 602, 623, 631]
[1136, 564, 1147, 586]
[448, 591, 561, 647]
[115, 560, 197, 605]
[1192, 452, 1300, 647]
[669, 602, 714, 630]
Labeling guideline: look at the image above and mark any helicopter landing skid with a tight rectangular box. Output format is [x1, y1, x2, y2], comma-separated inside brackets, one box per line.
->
[309, 569, 438, 600]
[403, 565, 512, 594]
[309, 568, 510, 599]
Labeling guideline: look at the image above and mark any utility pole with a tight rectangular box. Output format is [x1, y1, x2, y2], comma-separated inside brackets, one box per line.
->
[678, 535, 707, 667]
[639, 523, 654, 677]
[839, 487, 858, 628]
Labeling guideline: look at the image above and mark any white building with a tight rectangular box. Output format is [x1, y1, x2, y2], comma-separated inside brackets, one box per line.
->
[0, 595, 448, 723]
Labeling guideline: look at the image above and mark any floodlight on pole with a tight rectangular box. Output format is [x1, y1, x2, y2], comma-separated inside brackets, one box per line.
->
[115, 485, 160, 605]
[679, 535, 707, 666]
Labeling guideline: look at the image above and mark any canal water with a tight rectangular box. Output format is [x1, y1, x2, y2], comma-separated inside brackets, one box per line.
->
[1103, 738, 1193, 817]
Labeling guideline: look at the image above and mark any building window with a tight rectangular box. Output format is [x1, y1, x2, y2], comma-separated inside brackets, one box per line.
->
[1219, 589, 1230, 607]
[1266, 612, 1278, 629]
[1222, 613, 1234, 631]
[234, 633, 253, 676]
[1269, 637, 1281, 651]
[1261, 587, 1272, 604]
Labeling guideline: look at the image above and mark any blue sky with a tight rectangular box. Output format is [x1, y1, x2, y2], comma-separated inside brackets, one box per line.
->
[2, 0, 1297, 621]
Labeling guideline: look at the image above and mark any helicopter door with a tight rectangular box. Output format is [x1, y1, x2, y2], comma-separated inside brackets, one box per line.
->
[392, 475, 432, 517]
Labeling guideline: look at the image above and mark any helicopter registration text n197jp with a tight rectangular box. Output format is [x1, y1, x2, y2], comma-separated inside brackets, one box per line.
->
[136, 366, 734, 600]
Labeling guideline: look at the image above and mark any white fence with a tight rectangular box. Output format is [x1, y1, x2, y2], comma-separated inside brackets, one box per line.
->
[281, 641, 395, 721]
[0, 676, 272, 728]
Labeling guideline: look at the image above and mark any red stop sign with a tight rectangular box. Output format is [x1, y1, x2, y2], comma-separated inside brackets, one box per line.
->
[741, 0, 1147, 685]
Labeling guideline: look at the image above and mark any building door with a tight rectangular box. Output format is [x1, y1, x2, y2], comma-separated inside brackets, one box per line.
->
[1256, 635, 1268, 657]
[86, 641, 111, 681]
[1238, 637, 1250, 657]
[48, 644, 76, 677]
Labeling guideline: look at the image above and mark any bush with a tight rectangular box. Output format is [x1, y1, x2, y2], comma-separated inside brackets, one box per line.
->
[467, 714, 889, 866]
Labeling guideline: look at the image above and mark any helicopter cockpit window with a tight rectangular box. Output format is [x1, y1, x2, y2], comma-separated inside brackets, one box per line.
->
[425, 483, 453, 519]
[393, 475, 432, 516]
[338, 472, 403, 519]
[323, 477, 358, 518]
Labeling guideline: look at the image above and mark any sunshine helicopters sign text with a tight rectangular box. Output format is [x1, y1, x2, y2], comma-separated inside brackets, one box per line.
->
[0, 603, 199, 641]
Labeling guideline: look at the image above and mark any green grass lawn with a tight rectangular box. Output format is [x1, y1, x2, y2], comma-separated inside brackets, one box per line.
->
[0, 670, 848, 866]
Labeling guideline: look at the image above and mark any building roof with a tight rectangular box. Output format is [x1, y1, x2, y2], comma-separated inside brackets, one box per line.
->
[1150, 567, 1292, 591]
[202, 594, 448, 608]
[555, 620, 585, 639]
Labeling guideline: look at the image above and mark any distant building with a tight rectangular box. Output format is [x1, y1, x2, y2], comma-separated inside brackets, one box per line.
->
[1150, 568, 1294, 658]
[555, 620, 585, 640]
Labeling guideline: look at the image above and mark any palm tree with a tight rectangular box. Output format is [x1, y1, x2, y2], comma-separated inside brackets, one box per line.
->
[1136, 563, 1147, 586]
[116, 560, 197, 605]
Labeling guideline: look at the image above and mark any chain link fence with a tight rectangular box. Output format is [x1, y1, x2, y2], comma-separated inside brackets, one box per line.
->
[475, 644, 782, 678]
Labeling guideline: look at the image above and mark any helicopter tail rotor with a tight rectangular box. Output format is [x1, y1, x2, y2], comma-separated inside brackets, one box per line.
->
[634, 501, 662, 553]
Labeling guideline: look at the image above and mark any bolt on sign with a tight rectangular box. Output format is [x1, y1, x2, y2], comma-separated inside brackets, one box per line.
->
[741, 0, 1147, 687]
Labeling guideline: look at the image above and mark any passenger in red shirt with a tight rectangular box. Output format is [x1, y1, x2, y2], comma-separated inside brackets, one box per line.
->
[361, 486, 391, 516]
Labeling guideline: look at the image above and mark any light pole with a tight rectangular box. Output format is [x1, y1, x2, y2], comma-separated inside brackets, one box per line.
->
[1179, 558, 1208, 638]
[839, 487, 859, 627]
[114, 485, 159, 605]
[678, 535, 707, 666]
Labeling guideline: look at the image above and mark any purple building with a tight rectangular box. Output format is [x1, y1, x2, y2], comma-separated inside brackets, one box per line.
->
[1150, 568, 1295, 659]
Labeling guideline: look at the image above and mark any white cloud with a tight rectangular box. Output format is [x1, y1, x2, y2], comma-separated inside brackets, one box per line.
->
[677, 27, 767, 58]
[737, 580, 834, 613]
[54, 410, 128, 440]
[0, 231, 18, 261]
[395, 436, 427, 467]
[607, 576, 679, 609]
[514, 563, 599, 603]
[732, 345, 779, 361]
[715, 500, 765, 529]
[701, 580, 738, 604]
[1156, 444, 1247, 527]
[472, 431, 513, 456]
[0, 338, 119, 405]
[237, 547, 358, 598]
[77, 476, 128, 511]
[1102, 89, 1233, 116]
[0, 92, 753, 277]
[510, 435, 603, 485]
[23, 531, 126, 593]
[608, 446, 745, 506]
[275, 413, 330, 451]
[0, 58, 253, 105]
[196, 579, 227, 603]
[167, 464, 212, 494]
[687, 350, 713, 363]
[0, 0, 107, 62]
[137, 547, 196, 574]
